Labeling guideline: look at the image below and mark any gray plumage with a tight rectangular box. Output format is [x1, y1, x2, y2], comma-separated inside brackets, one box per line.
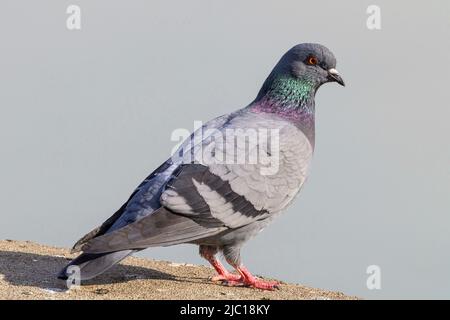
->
[58, 43, 344, 288]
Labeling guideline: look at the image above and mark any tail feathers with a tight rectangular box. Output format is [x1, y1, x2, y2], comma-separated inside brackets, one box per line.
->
[57, 250, 133, 281]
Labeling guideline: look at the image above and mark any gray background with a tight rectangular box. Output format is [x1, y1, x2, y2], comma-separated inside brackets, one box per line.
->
[1, 0, 449, 299]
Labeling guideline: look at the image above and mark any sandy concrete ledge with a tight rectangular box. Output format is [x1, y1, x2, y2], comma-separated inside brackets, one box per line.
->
[0, 240, 357, 300]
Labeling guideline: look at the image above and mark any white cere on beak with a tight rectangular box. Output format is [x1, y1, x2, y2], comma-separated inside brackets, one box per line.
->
[328, 68, 339, 75]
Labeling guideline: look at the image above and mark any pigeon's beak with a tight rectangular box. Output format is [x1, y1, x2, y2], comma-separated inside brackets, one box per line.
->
[327, 68, 345, 86]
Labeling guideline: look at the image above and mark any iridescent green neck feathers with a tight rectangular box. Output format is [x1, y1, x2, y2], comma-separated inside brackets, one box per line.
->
[252, 75, 316, 116]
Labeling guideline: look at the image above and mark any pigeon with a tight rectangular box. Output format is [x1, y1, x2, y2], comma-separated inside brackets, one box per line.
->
[58, 43, 344, 290]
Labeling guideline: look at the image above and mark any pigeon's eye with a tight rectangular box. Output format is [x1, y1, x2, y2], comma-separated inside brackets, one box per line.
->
[306, 56, 318, 66]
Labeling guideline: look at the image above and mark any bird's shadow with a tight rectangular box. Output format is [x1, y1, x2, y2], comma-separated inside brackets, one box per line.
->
[0, 250, 180, 291]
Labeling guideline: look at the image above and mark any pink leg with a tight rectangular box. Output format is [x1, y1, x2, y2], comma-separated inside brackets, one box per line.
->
[199, 246, 241, 282]
[226, 265, 280, 290]
[208, 258, 242, 282]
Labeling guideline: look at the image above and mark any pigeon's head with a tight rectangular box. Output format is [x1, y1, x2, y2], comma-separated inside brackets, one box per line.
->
[253, 43, 344, 114]
[276, 43, 345, 87]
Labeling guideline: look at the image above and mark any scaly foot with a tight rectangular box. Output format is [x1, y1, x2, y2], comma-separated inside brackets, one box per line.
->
[221, 276, 279, 290]
[231, 265, 281, 290]
[244, 278, 280, 290]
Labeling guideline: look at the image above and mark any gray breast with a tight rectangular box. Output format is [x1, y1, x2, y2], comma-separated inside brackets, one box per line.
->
[202, 111, 314, 214]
